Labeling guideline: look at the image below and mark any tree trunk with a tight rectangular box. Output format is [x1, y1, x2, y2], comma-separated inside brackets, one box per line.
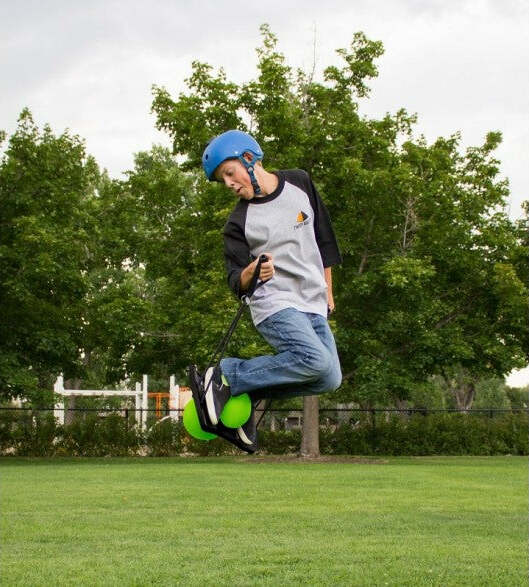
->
[454, 382, 476, 411]
[300, 395, 319, 457]
[442, 368, 477, 412]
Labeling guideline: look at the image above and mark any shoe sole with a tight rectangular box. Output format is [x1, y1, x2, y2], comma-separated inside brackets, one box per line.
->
[220, 421, 257, 454]
[203, 367, 219, 425]
[237, 426, 254, 446]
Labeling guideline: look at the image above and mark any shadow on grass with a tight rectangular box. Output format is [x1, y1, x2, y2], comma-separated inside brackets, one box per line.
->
[0, 455, 391, 467]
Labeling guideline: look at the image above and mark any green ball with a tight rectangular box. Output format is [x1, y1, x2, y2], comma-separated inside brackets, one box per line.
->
[183, 400, 217, 440]
[220, 393, 252, 428]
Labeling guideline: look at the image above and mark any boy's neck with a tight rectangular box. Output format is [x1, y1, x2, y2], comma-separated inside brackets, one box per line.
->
[254, 168, 278, 196]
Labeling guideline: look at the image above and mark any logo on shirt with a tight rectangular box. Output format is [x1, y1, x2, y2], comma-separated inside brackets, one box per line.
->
[294, 210, 310, 229]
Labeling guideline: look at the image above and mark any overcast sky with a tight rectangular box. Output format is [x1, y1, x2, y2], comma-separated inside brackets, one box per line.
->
[2, 0, 528, 383]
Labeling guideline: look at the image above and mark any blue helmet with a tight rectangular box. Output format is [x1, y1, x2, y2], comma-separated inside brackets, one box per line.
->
[202, 130, 264, 193]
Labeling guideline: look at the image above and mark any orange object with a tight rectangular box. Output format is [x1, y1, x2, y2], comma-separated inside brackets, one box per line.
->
[148, 388, 191, 418]
[148, 392, 170, 418]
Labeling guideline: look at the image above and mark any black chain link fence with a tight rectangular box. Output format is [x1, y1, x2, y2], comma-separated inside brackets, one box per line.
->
[1, 406, 527, 456]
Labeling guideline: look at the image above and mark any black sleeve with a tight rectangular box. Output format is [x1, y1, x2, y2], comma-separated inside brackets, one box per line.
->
[223, 203, 251, 298]
[287, 170, 342, 267]
[310, 179, 342, 267]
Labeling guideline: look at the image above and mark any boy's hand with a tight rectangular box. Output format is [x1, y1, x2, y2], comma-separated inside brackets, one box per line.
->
[257, 253, 274, 282]
[240, 253, 274, 291]
[324, 266, 335, 315]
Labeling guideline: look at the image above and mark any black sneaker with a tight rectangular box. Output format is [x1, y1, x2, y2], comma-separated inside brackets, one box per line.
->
[187, 364, 217, 434]
[204, 366, 231, 426]
[237, 403, 257, 447]
[188, 365, 256, 454]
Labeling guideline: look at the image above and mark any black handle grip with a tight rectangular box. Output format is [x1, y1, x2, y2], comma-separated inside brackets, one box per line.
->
[245, 255, 269, 299]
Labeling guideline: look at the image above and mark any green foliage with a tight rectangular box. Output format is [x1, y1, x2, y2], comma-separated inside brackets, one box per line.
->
[184, 435, 235, 456]
[2, 25, 527, 408]
[94, 144, 273, 383]
[319, 412, 528, 455]
[0, 410, 57, 456]
[506, 385, 529, 409]
[151, 25, 528, 407]
[1, 409, 526, 456]
[0, 110, 100, 398]
[473, 377, 511, 409]
[259, 429, 302, 454]
[58, 414, 141, 456]
[144, 418, 183, 456]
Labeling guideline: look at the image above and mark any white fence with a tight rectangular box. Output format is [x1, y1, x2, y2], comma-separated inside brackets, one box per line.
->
[53, 375, 181, 430]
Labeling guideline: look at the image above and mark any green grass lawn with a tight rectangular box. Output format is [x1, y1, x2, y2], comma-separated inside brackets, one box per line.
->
[1, 456, 527, 586]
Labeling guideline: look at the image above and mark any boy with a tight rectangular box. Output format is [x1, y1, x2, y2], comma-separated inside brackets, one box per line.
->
[193, 130, 342, 452]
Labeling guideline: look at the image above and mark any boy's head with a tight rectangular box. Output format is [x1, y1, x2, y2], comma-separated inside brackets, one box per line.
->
[202, 130, 264, 196]
[213, 154, 264, 200]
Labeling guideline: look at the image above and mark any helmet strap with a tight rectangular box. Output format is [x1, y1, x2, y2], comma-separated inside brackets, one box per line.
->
[238, 154, 262, 195]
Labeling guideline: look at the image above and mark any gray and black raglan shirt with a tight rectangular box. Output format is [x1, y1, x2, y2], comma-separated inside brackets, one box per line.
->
[223, 169, 342, 325]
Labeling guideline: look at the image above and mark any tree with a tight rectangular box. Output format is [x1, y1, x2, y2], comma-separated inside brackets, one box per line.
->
[505, 384, 529, 409]
[103, 146, 271, 385]
[335, 131, 528, 407]
[150, 25, 527, 454]
[0, 111, 157, 399]
[0, 110, 99, 401]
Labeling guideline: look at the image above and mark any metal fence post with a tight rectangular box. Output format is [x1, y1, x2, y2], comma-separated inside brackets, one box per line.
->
[370, 408, 376, 452]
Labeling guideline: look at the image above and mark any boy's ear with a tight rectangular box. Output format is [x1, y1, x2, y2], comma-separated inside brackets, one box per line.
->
[242, 151, 253, 162]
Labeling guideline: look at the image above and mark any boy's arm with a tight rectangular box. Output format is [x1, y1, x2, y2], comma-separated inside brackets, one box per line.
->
[304, 172, 339, 313]
[303, 172, 342, 268]
[324, 266, 335, 313]
[240, 253, 274, 292]
[224, 218, 250, 299]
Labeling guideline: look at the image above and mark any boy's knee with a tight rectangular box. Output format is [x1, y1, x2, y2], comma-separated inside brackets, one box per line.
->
[302, 348, 332, 379]
[317, 362, 342, 394]
[302, 348, 341, 392]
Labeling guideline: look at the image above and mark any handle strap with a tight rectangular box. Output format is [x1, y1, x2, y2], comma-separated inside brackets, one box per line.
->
[206, 254, 268, 371]
[242, 254, 268, 303]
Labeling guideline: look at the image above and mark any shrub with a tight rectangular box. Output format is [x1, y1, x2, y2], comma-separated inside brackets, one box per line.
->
[0, 409, 526, 456]
[319, 412, 528, 456]
[58, 414, 140, 456]
[146, 419, 184, 456]
[0, 410, 58, 456]
[184, 435, 235, 456]
[259, 429, 301, 454]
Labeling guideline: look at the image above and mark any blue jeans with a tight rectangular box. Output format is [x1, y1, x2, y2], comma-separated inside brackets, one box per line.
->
[220, 307, 342, 400]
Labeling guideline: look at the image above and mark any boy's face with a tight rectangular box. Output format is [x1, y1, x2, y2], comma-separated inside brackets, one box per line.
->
[214, 156, 254, 200]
